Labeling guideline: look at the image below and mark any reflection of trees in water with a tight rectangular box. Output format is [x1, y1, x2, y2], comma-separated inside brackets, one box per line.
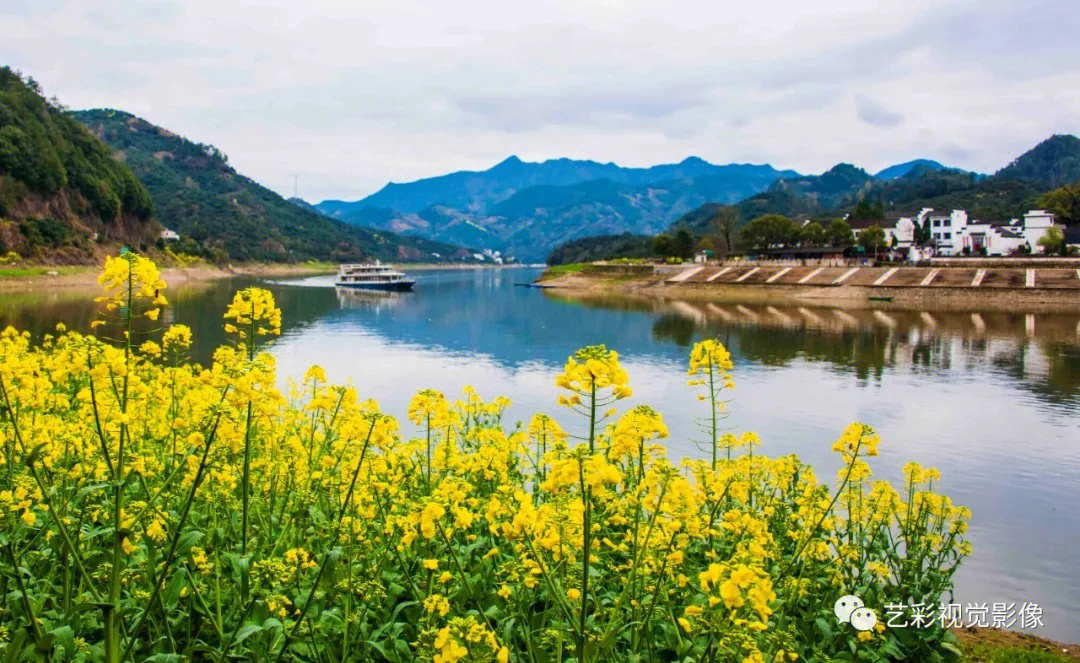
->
[6, 276, 1079, 410]
[639, 297, 1080, 406]
[0, 279, 342, 365]
[651, 314, 696, 347]
[988, 342, 1080, 407]
[1043, 344, 1080, 400]
[730, 326, 891, 382]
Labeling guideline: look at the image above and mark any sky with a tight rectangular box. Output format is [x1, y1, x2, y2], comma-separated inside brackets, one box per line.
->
[3, 0, 1080, 203]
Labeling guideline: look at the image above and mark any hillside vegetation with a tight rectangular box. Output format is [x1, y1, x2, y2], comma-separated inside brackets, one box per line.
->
[735, 136, 1079, 225]
[74, 109, 467, 263]
[0, 67, 155, 261]
[546, 232, 654, 265]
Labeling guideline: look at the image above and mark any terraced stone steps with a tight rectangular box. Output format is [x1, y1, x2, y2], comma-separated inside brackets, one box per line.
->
[660, 264, 1080, 291]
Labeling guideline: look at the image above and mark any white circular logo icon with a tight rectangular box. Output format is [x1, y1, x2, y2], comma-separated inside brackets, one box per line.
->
[834, 595, 864, 623]
[850, 606, 878, 632]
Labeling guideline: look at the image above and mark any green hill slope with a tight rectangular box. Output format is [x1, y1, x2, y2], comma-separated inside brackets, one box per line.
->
[0, 67, 155, 261]
[74, 109, 466, 263]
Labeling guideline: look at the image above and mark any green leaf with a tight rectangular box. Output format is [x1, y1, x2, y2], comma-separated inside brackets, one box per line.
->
[940, 642, 962, 658]
[48, 625, 76, 657]
[815, 617, 833, 638]
[232, 623, 263, 646]
[162, 567, 189, 609]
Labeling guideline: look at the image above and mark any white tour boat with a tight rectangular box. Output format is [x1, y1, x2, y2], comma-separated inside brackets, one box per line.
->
[334, 261, 415, 291]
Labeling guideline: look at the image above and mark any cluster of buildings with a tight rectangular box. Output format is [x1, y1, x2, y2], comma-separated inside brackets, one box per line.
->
[874, 208, 1062, 259]
[471, 248, 509, 264]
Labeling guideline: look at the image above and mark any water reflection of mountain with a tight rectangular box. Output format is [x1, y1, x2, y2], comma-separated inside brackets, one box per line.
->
[0, 277, 345, 366]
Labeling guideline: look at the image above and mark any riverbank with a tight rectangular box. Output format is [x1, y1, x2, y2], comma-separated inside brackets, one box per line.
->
[541, 263, 1080, 313]
[0, 261, 338, 292]
[0, 260, 534, 292]
[957, 626, 1079, 662]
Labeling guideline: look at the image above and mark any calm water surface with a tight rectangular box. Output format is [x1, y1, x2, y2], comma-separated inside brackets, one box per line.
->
[2, 267, 1079, 640]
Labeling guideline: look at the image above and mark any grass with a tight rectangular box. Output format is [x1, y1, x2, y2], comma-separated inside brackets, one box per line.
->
[956, 628, 1079, 663]
[963, 644, 1075, 662]
[538, 262, 589, 279]
[0, 265, 92, 278]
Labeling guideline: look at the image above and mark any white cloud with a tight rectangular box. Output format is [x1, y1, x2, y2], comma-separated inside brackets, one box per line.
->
[2, 0, 1078, 201]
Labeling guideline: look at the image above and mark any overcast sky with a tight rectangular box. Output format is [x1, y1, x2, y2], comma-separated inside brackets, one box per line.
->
[4, 0, 1079, 202]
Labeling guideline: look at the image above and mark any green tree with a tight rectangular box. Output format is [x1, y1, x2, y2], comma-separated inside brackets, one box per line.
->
[851, 197, 884, 221]
[824, 218, 854, 247]
[913, 217, 931, 246]
[857, 225, 886, 255]
[673, 229, 695, 259]
[1038, 226, 1066, 256]
[1037, 183, 1080, 227]
[800, 221, 824, 247]
[0, 68, 152, 222]
[652, 234, 674, 257]
[741, 214, 799, 250]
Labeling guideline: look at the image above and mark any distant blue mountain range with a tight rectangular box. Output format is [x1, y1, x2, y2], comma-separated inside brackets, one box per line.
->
[874, 159, 951, 180]
[315, 156, 801, 261]
[308, 151, 1041, 262]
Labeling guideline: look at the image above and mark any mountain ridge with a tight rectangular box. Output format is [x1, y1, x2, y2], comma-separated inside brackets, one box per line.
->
[874, 159, 952, 180]
[318, 157, 802, 261]
[668, 134, 1080, 240]
[74, 108, 468, 263]
[336, 156, 801, 214]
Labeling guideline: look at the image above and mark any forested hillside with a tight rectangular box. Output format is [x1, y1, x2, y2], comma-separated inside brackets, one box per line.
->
[75, 109, 467, 263]
[0, 67, 155, 261]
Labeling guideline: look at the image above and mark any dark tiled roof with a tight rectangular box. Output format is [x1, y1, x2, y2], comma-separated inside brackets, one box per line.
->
[847, 218, 888, 229]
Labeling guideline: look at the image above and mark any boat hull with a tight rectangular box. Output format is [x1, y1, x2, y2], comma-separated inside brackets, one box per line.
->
[335, 280, 415, 292]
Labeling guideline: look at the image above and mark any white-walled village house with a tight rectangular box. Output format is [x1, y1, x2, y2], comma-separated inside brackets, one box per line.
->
[878, 208, 1060, 257]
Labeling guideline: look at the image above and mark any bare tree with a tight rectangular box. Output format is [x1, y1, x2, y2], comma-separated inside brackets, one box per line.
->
[711, 205, 739, 257]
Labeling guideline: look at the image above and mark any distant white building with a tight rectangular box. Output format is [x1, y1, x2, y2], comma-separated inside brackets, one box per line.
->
[1021, 210, 1057, 251]
[882, 208, 932, 261]
[984, 226, 1026, 256]
[883, 216, 916, 247]
[927, 210, 968, 256]
[881, 208, 1059, 258]
[160, 228, 179, 241]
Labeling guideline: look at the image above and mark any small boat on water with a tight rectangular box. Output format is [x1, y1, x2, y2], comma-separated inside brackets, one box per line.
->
[335, 261, 415, 291]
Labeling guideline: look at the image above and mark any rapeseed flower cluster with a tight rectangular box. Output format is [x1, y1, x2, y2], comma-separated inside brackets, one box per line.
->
[0, 254, 971, 663]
